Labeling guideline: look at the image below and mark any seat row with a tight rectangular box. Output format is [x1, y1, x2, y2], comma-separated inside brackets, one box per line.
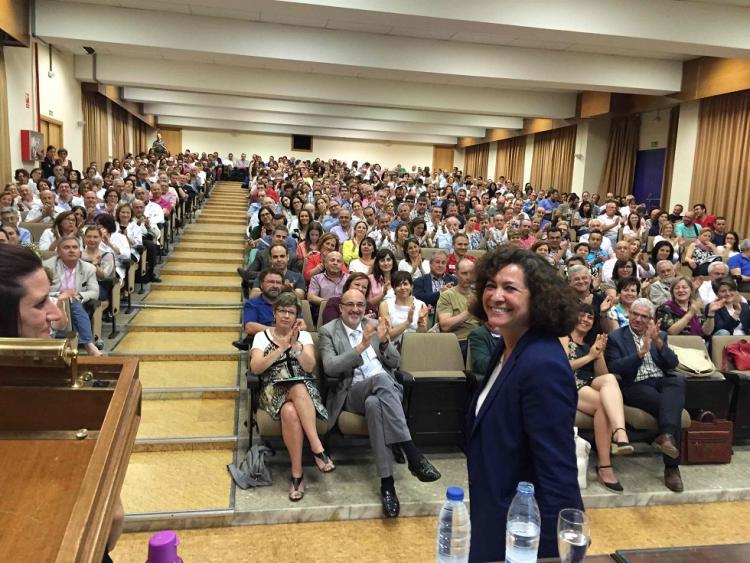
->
[247, 332, 750, 452]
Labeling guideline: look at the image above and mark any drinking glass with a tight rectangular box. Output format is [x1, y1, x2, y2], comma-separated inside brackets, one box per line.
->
[557, 508, 590, 563]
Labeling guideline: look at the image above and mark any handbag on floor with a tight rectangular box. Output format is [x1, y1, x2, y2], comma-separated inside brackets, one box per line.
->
[227, 444, 275, 489]
[679, 418, 733, 465]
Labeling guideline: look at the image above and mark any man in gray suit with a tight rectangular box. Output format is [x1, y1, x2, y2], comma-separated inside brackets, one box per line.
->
[43, 235, 102, 356]
[319, 289, 441, 518]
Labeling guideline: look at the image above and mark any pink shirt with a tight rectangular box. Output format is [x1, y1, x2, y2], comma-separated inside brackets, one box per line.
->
[62, 265, 76, 292]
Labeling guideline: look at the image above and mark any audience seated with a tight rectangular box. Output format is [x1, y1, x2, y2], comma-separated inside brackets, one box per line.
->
[605, 298, 685, 492]
[248, 291, 335, 502]
[656, 275, 720, 338]
[437, 258, 480, 358]
[562, 303, 633, 493]
[709, 277, 750, 336]
[319, 289, 441, 519]
[379, 271, 429, 346]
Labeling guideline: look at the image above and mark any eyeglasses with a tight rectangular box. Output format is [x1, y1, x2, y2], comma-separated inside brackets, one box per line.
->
[341, 301, 366, 309]
[275, 308, 297, 317]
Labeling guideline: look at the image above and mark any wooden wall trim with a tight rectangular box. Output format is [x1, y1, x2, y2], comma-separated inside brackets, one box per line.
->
[0, 0, 30, 47]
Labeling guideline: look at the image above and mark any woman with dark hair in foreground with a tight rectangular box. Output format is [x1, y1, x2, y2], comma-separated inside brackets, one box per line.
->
[466, 246, 584, 562]
[0, 245, 123, 563]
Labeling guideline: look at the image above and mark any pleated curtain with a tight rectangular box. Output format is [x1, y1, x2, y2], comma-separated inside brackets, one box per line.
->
[111, 104, 130, 161]
[530, 125, 577, 193]
[494, 136, 526, 184]
[82, 90, 109, 166]
[464, 143, 489, 178]
[691, 90, 750, 238]
[599, 115, 640, 195]
[0, 49, 12, 184]
[132, 121, 149, 154]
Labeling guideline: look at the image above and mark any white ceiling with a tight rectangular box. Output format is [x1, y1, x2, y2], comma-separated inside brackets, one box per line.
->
[36, 0, 750, 144]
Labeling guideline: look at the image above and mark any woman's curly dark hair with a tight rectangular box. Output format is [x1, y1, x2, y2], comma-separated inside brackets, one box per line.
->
[470, 246, 579, 336]
[650, 240, 675, 266]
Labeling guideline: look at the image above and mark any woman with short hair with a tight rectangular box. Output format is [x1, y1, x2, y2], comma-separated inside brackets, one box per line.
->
[249, 291, 334, 502]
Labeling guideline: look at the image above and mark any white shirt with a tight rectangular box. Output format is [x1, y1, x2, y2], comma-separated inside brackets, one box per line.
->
[144, 200, 165, 225]
[598, 213, 621, 243]
[476, 358, 503, 415]
[343, 322, 388, 385]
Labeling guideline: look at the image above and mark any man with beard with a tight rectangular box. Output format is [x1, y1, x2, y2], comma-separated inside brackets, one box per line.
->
[234, 269, 296, 350]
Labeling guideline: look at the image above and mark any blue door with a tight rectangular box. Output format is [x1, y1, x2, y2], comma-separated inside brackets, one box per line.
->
[632, 148, 666, 209]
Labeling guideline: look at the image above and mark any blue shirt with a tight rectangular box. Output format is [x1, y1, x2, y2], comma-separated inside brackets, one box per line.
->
[19, 227, 31, 245]
[728, 253, 750, 276]
[538, 198, 560, 214]
[242, 296, 274, 327]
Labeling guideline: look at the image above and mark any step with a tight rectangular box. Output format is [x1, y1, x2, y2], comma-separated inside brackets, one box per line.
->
[128, 324, 238, 332]
[182, 224, 247, 234]
[198, 218, 247, 225]
[158, 275, 237, 287]
[138, 360, 239, 389]
[136, 398, 237, 440]
[169, 251, 243, 262]
[133, 436, 237, 453]
[120, 449, 234, 514]
[157, 284, 238, 293]
[167, 255, 243, 265]
[131, 308, 240, 326]
[115, 330, 239, 353]
[142, 389, 239, 400]
[161, 263, 240, 275]
[171, 243, 242, 253]
[111, 351, 240, 360]
[144, 291, 241, 305]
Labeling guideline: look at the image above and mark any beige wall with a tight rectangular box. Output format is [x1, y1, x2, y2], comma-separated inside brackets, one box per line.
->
[4, 45, 34, 171]
[4, 43, 83, 172]
[639, 109, 670, 151]
[181, 129, 435, 169]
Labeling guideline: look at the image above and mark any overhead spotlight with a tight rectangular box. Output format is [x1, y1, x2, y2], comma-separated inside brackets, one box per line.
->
[83, 46, 96, 55]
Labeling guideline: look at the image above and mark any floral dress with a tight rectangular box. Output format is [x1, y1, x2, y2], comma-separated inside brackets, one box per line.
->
[251, 330, 328, 421]
[566, 339, 595, 390]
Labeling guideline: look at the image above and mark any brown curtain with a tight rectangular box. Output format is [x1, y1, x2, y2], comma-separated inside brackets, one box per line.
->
[494, 136, 526, 184]
[464, 143, 489, 178]
[0, 49, 12, 184]
[691, 90, 750, 238]
[82, 90, 108, 166]
[661, 106, 680, 208]
[111, 104, 130, 161]
[599, 115, 640, 195]
[530, 125, 577, 192]
[132, 120, 148, 154]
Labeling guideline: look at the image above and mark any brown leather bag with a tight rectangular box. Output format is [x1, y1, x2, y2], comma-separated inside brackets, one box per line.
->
[679, 419, 733, 465]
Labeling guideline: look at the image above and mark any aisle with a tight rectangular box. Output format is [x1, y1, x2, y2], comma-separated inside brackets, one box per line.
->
[115, 182, 246, 516]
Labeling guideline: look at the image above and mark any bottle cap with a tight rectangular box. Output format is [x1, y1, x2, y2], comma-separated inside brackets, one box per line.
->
[516, 481, 535, 495]
[446, 486, 464, 501]
[147, 530, 180, 563]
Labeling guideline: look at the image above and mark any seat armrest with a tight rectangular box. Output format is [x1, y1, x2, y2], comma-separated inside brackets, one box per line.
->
[465, 370, 485, 393]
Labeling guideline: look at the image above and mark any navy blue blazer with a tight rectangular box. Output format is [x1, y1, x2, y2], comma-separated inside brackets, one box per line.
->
[412, 273, 457, 307]
[605, 327, 679, 387]
[466, 329, 583, 562]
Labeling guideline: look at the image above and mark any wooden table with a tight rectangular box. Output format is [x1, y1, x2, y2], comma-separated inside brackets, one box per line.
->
[613, 543, 750, 562]
[0, 356, 141, 563]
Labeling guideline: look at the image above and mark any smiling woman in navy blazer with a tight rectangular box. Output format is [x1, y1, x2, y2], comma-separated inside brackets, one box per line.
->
[466, 247, 584, 562]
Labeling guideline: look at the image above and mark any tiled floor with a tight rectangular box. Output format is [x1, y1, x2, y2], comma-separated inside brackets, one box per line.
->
[130, 308, 240, 326]
[116, 331, 238, 353]
[138, 360, 238, 389]
[137, 398, 236, 439]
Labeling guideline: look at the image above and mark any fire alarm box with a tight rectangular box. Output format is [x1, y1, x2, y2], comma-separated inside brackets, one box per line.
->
[20, 130, 44, 161]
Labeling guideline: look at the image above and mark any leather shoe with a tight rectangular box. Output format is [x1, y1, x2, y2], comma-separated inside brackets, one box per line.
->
[232, 339, 249, 351]
[664, 467, 684, 492]
[409, 457, 441, 482]
[392, 445, 406, 464]
[381, 488, 400, 518]
[653, 433, 680, 459]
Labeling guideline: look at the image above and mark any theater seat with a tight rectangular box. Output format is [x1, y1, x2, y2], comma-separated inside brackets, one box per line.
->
[625, 405, 691, 432]
[20, 222, 48, 243]
[400, 332, 468, 445]
[712, 335, 750, 376]
[574, 411, 594, 430]
[299, 300, 315, 332]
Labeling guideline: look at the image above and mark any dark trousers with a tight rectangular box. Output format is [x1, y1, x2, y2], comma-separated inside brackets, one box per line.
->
[141, 238, 159, 279]
[622, 376, 686, 467]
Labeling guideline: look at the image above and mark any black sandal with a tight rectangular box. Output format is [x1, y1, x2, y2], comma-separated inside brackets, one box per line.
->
[312, 450, 336, 473]
[610, 427, 634, 456]
[289, 474, 304, 502]
[596, 465, 623, 494]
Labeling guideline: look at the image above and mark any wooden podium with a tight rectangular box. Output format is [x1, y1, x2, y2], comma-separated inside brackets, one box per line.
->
[0, 338, 141, 563]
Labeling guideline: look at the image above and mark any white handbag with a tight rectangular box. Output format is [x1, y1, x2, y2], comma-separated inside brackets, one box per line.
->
[574, 427, 591, 489]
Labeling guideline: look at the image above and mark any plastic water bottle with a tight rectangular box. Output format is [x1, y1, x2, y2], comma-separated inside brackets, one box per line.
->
[505, 481, 541, 563]
[436, 486, 471, 562]
[146, 530, 183, 563]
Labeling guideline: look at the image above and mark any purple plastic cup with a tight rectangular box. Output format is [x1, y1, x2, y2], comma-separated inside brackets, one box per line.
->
[146, 530, 182, 563]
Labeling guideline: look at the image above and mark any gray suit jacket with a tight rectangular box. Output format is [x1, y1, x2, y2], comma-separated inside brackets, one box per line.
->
[43, 257, 99, 304]
[318, 318, 401, 432]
